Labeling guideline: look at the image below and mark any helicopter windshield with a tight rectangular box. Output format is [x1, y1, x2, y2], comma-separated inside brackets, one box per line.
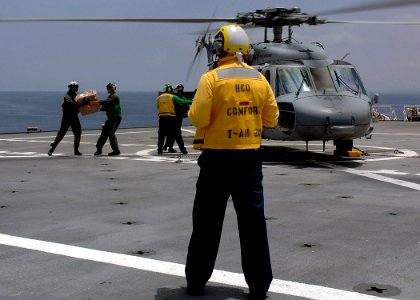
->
[276, 66, 313, 97]
[309, 67, 336, 93]
[329, 65, 367, 95]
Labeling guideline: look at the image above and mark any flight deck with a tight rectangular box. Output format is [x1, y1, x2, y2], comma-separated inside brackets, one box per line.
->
[1, 122, 420, 300]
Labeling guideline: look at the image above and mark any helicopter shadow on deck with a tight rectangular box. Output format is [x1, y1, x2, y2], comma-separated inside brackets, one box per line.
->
[260, 145, 363, 169]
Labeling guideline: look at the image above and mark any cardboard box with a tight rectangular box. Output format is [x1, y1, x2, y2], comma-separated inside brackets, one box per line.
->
[76, 90, 100, 116]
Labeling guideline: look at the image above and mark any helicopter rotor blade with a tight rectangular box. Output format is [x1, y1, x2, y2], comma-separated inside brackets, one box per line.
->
[189, 24, 258, 35]
[186, 9, 218, 80]
[187, 45, 204, 80]
[324, 19, 420, 25]
[0, 17, 237, 23]
[315, 0, 420, 16]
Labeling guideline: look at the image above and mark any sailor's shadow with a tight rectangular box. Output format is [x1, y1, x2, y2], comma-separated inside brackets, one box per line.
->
[154, 286, 248, 300]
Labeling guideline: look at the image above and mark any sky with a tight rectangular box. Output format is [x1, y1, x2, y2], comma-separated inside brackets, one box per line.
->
[1, 0, 420, 94]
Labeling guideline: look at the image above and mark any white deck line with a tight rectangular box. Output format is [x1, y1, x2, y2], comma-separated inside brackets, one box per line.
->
[316, 162, 420, 191]
[0, 233, 391, 300]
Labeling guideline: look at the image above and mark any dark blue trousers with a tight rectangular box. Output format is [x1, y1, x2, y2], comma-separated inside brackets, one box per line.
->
[96, 117, 121, 152]
[157, 117, 176, 151]
[51, 114, 81, 151]
[185, 150, 272, 295]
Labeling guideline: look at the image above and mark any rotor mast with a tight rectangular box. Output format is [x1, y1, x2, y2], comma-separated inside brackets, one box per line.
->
[236, 7, 320, 44]
[273, 26, 283, 43]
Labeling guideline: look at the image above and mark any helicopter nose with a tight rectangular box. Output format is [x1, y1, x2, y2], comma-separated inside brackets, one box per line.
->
[293, 95, 372, 139]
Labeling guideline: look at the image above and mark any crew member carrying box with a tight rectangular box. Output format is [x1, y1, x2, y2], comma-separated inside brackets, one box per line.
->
[76, 90, 101, 115]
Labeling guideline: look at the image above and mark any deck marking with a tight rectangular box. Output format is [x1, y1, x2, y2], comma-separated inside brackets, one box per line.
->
[317, 162, 420, 191]
[373, 132, 420, 136]
[369, 170, 408, 175]
[0, 233, 389, 300]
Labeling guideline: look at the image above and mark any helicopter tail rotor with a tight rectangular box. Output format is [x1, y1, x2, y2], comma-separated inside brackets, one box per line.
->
[186, 10, 218, 80]
[186, 34, 208, 80]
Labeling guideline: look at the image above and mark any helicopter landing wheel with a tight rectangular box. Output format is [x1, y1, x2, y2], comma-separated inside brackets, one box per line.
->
[333, 140, 353, 156]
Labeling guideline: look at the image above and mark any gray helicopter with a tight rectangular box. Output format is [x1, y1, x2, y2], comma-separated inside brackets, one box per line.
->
[2, 1, 420, 156]
[191, 7, 377, 156]
[187, 3, 420, 156]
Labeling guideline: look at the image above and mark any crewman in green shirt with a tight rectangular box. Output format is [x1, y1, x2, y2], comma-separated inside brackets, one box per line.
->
[94, 82, 122, 156]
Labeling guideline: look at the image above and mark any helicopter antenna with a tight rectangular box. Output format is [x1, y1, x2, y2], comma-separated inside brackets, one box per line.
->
[340, 53, 350, 61]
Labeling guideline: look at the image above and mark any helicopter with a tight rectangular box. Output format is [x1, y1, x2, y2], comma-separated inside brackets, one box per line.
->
[190, 7, 376, 156]
[185, 3, 420, 155]
[2, 1, 420, 156]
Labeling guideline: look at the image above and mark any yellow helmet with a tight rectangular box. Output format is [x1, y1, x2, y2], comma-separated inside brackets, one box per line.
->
[214, 25, 250, 56]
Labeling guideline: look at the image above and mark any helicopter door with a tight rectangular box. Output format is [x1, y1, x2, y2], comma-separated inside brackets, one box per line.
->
[261, 69, 273, 88]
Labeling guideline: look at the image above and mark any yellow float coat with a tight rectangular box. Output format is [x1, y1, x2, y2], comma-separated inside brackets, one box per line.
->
[157, 93, 176, 117]
[189, 56, 279, 150]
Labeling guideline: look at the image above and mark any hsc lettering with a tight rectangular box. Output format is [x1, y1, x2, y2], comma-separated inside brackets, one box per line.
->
[235, 83, 251, 93]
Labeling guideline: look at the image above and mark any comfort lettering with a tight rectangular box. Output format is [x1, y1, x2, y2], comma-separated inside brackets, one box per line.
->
[227, 106, 259, 116]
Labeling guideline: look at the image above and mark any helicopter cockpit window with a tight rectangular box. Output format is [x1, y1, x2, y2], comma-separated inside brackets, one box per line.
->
[330, 66, 367, 95]
[276, 67, 313, 97]
[309, 67, 336, 93]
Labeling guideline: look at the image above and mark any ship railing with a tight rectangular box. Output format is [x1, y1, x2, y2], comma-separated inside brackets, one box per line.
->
[403, 105, 420, 121]
[372, 105, 397, 122]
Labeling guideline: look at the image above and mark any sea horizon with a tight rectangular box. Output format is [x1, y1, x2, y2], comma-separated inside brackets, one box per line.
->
[0, 91, 419, 134]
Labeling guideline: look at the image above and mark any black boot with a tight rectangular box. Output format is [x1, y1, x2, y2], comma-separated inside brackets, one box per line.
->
[48, 144, 56, 156]
[108, 150, 121, 156]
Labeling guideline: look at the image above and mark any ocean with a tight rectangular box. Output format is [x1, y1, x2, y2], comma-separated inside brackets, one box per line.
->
[0, 91, 418, 134]
[0, 91, 191, 134]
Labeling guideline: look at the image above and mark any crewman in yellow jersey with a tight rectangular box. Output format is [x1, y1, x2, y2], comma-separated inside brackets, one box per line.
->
[157, 84, 192, 154]
[185, 25, 279, 299]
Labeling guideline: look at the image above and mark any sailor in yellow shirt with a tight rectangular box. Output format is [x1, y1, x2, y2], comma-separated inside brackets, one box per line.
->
[157, 84, 192, 154]
[185, 25, 279, 300]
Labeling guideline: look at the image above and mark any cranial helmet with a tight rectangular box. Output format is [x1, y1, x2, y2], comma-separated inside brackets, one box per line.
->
[68, 81, 79, 88]
[163, 84, 173, 93]
[213, 25, 250, 57]
[175, 83, 184, 90]
[106, 82, 116, 90]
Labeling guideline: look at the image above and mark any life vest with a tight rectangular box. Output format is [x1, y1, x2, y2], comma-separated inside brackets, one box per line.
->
[157, 93, 176, 117]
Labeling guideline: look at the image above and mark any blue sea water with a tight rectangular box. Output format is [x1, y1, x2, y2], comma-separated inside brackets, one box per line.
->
[0, 91, 418, 134]
[0, 91, 193, 134]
